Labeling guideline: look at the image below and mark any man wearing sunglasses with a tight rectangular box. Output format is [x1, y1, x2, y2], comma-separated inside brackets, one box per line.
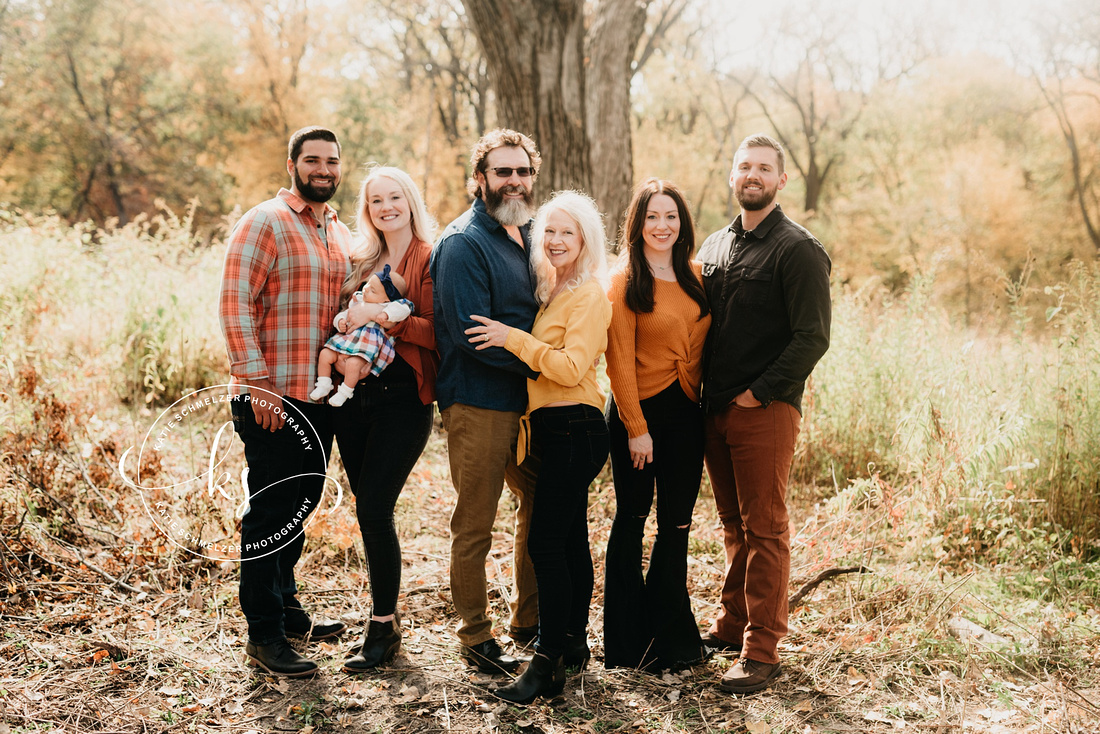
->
[430, 128, 543, 674]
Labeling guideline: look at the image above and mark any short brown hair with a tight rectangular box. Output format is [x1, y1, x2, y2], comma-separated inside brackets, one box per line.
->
[466, 128, 542, 198]
[737, 134, 785, 175]
[288, 126, 341, 163]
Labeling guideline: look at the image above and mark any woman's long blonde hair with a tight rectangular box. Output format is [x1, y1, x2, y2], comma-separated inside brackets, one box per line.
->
[529, 190, 609, 305]
[341, 166, 437, 304]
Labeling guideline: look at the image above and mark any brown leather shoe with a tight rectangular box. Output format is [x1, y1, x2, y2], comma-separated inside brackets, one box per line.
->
[719, 658, 782, 694]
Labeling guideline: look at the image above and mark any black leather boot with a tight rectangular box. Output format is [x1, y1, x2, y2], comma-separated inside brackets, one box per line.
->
[245, 639, 319, 678]
[494, 652, 566, 705]
[563, 632, 591, 669]
[343, 618, 401, 673]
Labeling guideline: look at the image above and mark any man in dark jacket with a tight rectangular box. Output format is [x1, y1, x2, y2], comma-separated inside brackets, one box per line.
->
[697, 134, 831, 694]
[430, 129, 542, 673]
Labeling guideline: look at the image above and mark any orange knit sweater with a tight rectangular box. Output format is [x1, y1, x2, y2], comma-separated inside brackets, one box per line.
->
[605, 262, 711, 438]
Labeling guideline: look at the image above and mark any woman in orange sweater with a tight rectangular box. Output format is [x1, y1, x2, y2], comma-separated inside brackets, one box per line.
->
[466, 190, 612, 703]
[603, 178, 711, 670]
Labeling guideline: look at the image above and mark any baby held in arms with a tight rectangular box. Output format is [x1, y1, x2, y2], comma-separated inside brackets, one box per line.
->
[309, 264, 413, 406]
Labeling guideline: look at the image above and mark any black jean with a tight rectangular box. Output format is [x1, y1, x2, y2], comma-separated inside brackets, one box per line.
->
[603, 382, 706, 668]
[526, 404, 609, 659]
[232, 396, 334, 645]
[334, 373, 433, 618]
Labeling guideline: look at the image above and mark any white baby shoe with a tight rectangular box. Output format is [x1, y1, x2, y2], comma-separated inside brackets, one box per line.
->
[328, 382, 355, 407]
[309, 376, 333, 401]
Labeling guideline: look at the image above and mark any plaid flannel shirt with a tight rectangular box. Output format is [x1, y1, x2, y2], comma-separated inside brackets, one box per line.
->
[218, 188, 352, 401]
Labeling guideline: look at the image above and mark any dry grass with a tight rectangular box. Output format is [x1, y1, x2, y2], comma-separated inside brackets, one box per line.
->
[2, 379, 1099, 734]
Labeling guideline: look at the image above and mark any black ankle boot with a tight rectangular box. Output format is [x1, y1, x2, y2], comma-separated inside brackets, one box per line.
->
[343, 618, 400, 673]
[495, 652, 566, 705]
[563, 633, 591, 669]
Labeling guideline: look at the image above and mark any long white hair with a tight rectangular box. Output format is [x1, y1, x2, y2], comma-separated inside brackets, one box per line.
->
[529, 190, 609, 305]
[341, 166, 437, 304]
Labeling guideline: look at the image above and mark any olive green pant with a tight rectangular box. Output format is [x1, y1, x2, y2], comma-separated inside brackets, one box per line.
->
[442, 403, 539, 646]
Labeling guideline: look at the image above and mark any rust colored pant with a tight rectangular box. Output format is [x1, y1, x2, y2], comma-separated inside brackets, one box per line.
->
[703, 401, 801, 665]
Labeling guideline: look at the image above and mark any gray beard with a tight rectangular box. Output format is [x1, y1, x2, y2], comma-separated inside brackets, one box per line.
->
[489, 197, 534, 226]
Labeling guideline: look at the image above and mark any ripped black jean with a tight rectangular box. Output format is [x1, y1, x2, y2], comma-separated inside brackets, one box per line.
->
[603, 382, 706, 669]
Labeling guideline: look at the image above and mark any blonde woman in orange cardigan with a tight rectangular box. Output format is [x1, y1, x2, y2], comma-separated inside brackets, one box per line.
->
[603, 178, 711, 671]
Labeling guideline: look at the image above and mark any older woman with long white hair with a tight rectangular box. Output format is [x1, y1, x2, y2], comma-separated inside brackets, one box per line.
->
[466, 190, 612, 704]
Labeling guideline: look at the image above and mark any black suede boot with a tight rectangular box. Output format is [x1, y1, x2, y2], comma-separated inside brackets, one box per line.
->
[494, 652, 566, 705]
[343, 618, 401, 673]
[563, 632, 591, 670]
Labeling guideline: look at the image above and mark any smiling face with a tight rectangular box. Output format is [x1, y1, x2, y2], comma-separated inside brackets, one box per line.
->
[289, 139, 341, 204]
[477, 146, 536, 226]
[731, 144, 787, 212]
[366, 176, 411, 236]
[642, 193, 680, 259]
[542, 209, 583, 280]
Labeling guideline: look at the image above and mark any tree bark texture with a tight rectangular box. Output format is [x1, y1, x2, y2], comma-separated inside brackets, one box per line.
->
[586, 0, 647, 241]
[463, 0, 590, 197]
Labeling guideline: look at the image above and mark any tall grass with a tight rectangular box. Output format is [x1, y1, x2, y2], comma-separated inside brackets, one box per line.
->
[799, 265, 1100, 553]
[3, 207, 1097, 550]
[0, 205, 226, 410]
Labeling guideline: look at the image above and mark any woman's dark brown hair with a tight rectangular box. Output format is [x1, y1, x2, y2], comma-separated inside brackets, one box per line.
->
[619, 178, 709, 319]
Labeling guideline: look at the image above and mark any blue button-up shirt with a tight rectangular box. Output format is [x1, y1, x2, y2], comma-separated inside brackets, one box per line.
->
[430, 198, 539, 412]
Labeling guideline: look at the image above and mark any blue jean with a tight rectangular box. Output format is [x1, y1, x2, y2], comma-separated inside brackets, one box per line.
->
[232, 396, 334, 644]
[603, 383, 706, 668]
[526, 404, 609, 659]
[334, 374, 433, 617]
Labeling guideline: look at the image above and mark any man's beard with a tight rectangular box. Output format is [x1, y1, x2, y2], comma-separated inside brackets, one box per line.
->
[293, 166, 338, 203]
[735, 181, 778, 211]
[485, 182, 535, 226]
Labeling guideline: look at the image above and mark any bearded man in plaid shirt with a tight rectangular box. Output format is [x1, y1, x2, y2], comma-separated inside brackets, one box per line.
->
[218, 126, 353, 677]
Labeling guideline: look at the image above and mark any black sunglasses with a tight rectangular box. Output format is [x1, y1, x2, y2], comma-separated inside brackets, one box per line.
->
[488, 166, 535, 178]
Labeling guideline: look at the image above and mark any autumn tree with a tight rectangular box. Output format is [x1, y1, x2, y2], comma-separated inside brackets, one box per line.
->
[1028, 0, 1100, 254]
[460, 0, 687, 233]
[0, 0, 245, 225]
[725, 2, 929, 216]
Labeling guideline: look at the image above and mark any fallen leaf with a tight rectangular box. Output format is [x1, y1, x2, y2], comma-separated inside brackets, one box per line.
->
[793, 699, 814, 712]
[666, 689, 681, 702]
[158, 687, 184, 696]
[864, 711, 905, 729]
[745, 719, 771, 734]
[847, 666, 869, 688]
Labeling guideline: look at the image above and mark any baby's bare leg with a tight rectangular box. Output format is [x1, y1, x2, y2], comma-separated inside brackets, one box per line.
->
[340, 356, 367, 387]
[317, 348, 340, 378]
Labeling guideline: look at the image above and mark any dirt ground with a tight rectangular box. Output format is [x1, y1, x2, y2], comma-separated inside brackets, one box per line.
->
[3, 418, 1100, 734]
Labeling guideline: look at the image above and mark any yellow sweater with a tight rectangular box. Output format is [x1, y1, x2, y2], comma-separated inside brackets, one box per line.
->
[504, 279, 612, 461]
[605, 262, 711, 438]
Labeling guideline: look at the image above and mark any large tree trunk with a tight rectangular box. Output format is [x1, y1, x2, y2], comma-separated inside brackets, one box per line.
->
[463, 0, 590, 196]
[586, 0, 647, 242]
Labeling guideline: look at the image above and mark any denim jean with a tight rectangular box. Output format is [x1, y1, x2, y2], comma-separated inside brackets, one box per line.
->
[704, 400, 801, 664]
[333, 372, 433, 617]
[603, 383, 706, 668]
[232, 396, 334, 644]
[441, 403, 539, 646]
[525, 404, 609, 659]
